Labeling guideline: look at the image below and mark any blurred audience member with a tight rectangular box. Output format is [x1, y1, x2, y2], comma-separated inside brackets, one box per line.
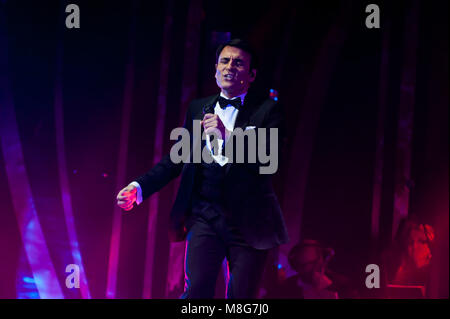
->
[274, 239, 358, 299]
[382, 217, 435, 298]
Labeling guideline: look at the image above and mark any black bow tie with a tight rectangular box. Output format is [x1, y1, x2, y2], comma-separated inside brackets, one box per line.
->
[218, 96, 242, 109]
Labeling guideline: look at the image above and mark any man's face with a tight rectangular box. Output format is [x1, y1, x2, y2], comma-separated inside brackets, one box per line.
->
[296, 247, 323, 281]
[407, 229, 432, 269]
[215, 45, 256, 97]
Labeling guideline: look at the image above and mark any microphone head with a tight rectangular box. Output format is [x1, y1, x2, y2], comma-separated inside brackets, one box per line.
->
[203, 104, 215, 115]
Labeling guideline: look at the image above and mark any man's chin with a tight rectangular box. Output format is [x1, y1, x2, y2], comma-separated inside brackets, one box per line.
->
[220, 83, 235, 90]
[219, 84, 243, 95]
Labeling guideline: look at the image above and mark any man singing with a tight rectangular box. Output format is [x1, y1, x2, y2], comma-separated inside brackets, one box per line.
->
[116, 39, 289, 298]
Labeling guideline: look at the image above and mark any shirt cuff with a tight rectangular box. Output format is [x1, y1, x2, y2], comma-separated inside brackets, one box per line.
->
[129, 181, 143, 205]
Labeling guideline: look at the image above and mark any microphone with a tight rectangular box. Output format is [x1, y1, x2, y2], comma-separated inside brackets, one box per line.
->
[202, 103, 215, 115]
[202, 103, 221, 156]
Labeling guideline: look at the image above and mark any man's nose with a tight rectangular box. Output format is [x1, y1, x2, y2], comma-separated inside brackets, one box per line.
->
[225, 60, 234, 70]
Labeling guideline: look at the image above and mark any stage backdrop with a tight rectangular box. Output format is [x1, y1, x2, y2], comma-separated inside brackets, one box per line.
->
[0, 0, 448, 298]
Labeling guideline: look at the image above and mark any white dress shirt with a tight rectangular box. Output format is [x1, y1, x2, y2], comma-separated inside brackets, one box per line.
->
[131, 91, 247, 205]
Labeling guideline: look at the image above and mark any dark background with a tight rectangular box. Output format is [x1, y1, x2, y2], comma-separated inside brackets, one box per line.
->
[0, 0, 448, 298]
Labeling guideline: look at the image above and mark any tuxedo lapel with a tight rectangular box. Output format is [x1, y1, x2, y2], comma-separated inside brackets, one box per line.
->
[233, 94, 255, 130]
[224, 94, 258, 174]
[191, 94, 220, 155]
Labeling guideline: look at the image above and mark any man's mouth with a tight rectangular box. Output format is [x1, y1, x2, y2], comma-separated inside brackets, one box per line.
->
[223, 74, 235, 81]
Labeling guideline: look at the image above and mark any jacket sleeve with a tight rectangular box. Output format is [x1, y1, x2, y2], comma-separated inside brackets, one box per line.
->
[255, 100, 286, 175]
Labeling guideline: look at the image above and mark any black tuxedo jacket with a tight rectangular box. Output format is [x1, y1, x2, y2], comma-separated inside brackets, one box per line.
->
[135, 93, 289, 249]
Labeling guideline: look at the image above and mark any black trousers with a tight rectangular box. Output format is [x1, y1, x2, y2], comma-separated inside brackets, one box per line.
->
[180, 200, 269, 299]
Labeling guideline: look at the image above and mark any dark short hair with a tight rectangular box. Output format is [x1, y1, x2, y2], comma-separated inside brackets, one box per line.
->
[215, 38, 258, 71]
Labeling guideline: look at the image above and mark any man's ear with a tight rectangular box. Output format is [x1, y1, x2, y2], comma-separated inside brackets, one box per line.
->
[249, 69, 257, 82]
